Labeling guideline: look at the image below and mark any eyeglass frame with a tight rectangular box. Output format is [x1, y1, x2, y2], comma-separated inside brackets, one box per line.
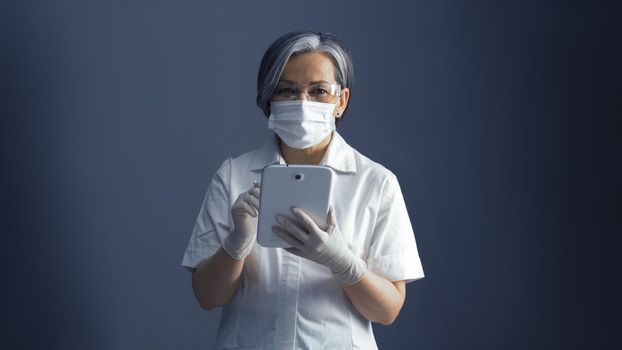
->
[270, 80, 343, 103]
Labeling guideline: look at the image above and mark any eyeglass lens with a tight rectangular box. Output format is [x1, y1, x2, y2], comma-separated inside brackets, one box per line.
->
[273, 82, 341, 102]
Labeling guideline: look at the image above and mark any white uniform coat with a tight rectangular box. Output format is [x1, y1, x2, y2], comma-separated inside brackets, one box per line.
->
[182, 130, 424, 349]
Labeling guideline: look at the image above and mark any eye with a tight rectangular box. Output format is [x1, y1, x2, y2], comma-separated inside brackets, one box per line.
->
[275, 87, 297, 95]
[309, 86, 329, 95]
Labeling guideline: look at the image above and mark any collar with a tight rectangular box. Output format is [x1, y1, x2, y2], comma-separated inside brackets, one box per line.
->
[249, 130, 357, 174]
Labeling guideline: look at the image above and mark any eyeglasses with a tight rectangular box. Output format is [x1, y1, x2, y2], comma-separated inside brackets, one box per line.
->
[271, 81, 342, 103]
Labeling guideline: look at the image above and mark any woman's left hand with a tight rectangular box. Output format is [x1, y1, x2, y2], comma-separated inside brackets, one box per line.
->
[272, 207, 367, 285]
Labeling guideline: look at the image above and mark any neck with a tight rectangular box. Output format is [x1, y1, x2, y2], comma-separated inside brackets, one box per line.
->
[279, 132, 334, 165]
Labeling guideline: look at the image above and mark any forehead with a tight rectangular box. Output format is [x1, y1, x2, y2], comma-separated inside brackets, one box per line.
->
[280, 52, 337, 84]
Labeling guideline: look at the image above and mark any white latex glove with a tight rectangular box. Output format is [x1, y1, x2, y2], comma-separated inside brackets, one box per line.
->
[223, 181, 260, 260]
[272, 206, 367, 285]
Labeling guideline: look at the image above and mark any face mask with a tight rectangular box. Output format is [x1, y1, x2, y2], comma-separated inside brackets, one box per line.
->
[268, 100, 337, 149]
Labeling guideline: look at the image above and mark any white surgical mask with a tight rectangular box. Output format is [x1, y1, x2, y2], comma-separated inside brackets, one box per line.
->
[268, 100, 337, 149]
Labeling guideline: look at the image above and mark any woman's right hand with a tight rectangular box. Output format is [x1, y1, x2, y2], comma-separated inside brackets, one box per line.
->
[223, 181, 261, 260]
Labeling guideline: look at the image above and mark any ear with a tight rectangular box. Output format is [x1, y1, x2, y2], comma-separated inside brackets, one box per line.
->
[335, 87, 350, 119]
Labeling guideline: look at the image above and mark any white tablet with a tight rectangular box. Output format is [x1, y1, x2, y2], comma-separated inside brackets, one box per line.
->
[257, 164, 334, 248]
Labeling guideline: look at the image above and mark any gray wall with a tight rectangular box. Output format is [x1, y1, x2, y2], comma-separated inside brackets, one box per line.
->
[1, 0, 618, 349]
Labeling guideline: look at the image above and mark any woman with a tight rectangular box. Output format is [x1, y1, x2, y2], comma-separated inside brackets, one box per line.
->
[182, 31, 424, 349]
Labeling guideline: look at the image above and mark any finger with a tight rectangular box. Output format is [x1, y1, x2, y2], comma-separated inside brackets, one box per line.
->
[234, 200, 256, 217]
[243, 193, 260, 210]
[276, 215, 309, 243]
[272, 226, 303, 248]
[290, 207, 320, 233]
[248, 186, 260, 199]
[242, 200, 257, 217]
[326, 206, 336, 233]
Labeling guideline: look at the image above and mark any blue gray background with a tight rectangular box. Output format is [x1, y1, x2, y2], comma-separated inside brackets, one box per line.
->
[1, 0, 619, 349]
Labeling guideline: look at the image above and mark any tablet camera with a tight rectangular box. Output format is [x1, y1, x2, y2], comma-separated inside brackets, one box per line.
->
[294, 174, 303, 181]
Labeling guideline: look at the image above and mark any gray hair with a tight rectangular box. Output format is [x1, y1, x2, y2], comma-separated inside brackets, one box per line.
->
[256, 31, 354, 126]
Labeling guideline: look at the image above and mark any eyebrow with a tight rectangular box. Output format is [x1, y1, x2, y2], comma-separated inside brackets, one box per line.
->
[277, 79, 334, 85]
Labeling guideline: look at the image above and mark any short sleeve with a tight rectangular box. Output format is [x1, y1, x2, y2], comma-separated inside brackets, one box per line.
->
[366, 173, 425, 283]
[181, 158, 232, 270]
